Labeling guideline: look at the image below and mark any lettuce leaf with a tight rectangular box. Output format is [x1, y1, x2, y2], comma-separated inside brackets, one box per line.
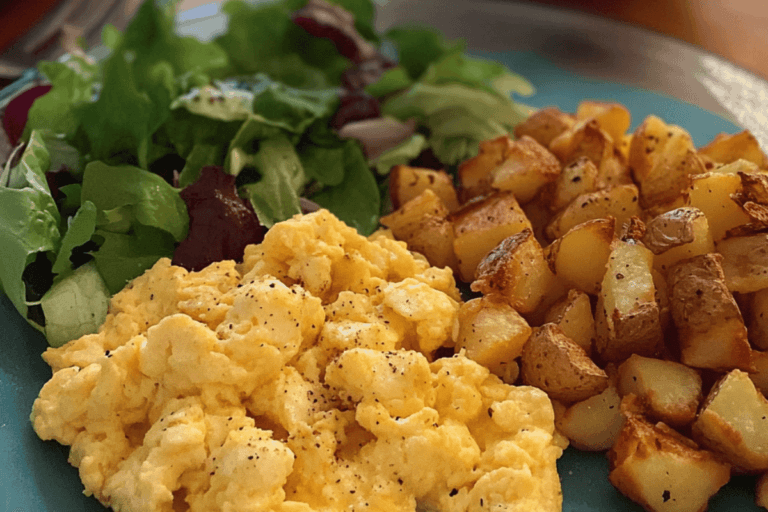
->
[80, 161, 189, 241]
[237, 136, 308, 227]
[308, 141, 379, 234]
[91, 226, 177, 294]
[0, 131, 60, 328]
[51, 201, 98, 278]
[214, 0, 349, 88]
[41, 261, 110, 347]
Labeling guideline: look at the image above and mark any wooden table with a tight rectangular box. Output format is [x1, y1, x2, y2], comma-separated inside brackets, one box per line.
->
[524, 0, 768, 81]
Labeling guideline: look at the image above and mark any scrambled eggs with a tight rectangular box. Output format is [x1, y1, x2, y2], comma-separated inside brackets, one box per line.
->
[32, 210, 565, 512]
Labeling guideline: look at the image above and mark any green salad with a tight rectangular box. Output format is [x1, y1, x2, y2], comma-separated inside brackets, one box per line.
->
[0, 0, 533, 347]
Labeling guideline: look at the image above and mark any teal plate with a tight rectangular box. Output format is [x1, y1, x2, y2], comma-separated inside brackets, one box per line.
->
[0, 1, 765, 511]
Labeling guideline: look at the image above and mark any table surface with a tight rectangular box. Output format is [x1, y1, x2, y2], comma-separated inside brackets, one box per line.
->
[175, 0, 768, 82]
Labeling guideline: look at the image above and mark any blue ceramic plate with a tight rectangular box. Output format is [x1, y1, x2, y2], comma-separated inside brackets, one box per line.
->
[1, 1, 765, 511]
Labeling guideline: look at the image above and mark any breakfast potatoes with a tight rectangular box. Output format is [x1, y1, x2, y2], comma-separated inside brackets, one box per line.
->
[382, 99, 768, 512]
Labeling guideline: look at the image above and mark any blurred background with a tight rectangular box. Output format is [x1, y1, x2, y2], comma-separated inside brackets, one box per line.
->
[0, 0, 767, 85]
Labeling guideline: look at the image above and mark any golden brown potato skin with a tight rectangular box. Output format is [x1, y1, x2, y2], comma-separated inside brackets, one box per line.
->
[667, 253, 754, 373]
[520, 323, 608, 404]
[471, 228, 560, 314]
[692, 370, 768, 473]
[513, 106, 575, 148]
[608, 395, 731, 512]
[450, 191, 533, 283]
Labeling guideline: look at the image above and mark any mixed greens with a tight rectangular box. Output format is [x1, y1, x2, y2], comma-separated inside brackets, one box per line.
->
[0, 0, 532, 346]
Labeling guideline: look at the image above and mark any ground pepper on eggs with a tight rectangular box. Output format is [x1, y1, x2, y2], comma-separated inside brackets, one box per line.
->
[31, 210, 565, 512]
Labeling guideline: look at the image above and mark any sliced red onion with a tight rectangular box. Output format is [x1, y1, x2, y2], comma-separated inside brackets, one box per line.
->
[337, 117, 417, 160]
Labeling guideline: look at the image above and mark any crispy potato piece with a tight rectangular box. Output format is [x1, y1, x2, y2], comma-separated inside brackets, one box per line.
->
[471, 229, 560, 314]
[750, 290, 768, 351]
[544, 289, 596, 355]
[380, 189, 449, 234]
[643, 207, 715, 274]
[389, 165, 460, 212]
[546, 218, 615, 295]
[575, 100, 632, 145]
[698, 130, 768, 168]
[692, 369, 768, 472]
[547, 156, 600, 212]
[716, 233, 768, 293]
[520, 323, 608, 404]
[549, 119, 632, 189]
[402, 216, 458, 271]
[667, 253, 754, 372]
[629, 115, 706, 208]
[545, 184, 641, 240]
[556, 384, 624, 451]
[710, 158, 761, 175]
[490, 135, 562, 204]
[455, 296, 532, 377]
[616, 355, 702, 428]
[379, 189, 458, 270]
[732, 171, 768, 230]
[451, 191, 533, 282]
[549, 119, 611, 167]
[751, 350, 768, 397]
[513, 106, 576, 148]
[609, 395, 731, 512]
[758, 473, 768, 510]
[687, 172, 751, 241]
[595, 239, 664, 363]
[457, 135, 513, 202]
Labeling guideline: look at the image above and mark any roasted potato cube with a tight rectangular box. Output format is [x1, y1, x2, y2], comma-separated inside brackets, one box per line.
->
[451, 191, 533, 282]
[692, 369, 768, 472]
[751, 350, 768, 397]
[457, 135, 513, 202]
[575, 100, 632, 146]
[490, 135, 562, 203]
[547, 218, 615, 295]
[643, 207, 715, 274]
[402, 216, 458, 271]
[629, 115, 706, 208]
[389, 165, 460, 212]
[698, 130, 768, 168]
[716, 233, 768, 294]
[471, 229, 560, 314]
[687, 172, 751, 241]
[380, 189, 458, 270]
[549, 119, 631, 188]
[609, 396, 731, 512]
[544, 289, 596, 355]
[710, 158, 761, 175]
[616, 354, 702, 428]
[513, 106, 576, 148]
[545, 184, 641, 240]
[549, 119, 610, 166]
[595, 239, 664, 363]
[455, 296, 532, 377]
[520, 323, 609, 404]
[555, 384, 624, 451]
[667, 253, 754, 372]
[547, 156, 600, 212]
